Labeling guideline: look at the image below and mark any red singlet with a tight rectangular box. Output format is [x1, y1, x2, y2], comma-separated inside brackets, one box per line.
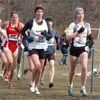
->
[4, 22, 21, 53]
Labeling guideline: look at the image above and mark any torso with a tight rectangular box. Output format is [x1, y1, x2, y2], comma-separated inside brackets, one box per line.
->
[68, 22, 91, 47]
[28, 19, 48, 50]
[4, 22, 21, 53]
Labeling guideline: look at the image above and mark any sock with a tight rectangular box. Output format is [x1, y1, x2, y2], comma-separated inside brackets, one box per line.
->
[68, 84, 73, 88]
[81, 86, 85, 89]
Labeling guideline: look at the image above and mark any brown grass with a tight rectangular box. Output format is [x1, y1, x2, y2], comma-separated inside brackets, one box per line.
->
[0, 39, 100, 100]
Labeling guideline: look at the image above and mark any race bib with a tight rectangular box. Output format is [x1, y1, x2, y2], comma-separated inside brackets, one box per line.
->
[8, 34, 18, 41]
[35, 36, 45, 43]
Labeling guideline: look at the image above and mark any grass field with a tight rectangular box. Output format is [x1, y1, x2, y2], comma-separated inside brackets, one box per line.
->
[0, 39, 100, 100]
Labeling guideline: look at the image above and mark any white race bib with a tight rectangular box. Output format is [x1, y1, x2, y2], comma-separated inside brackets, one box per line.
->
[8, 34, 18, 41]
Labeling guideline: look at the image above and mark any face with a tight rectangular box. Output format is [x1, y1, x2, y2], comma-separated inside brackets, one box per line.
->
[76, 11, 84, 22]
[48, 21, 53, 28]
[11, 13, 19, 22]
[35, 9, 44, 19]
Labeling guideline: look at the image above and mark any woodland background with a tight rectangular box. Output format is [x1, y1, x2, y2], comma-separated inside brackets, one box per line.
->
[0, 0, 100, 35]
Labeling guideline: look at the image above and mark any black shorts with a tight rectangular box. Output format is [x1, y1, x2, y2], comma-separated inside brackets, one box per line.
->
[70, 45, 87, 57]
[29, 49, 46, 59]
[45, 52, 55, 61]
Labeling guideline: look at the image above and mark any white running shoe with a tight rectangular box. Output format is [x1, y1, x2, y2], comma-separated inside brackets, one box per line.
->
[30, 86, 35, 93]
[35, 87, 40, 95]
[17, 73, 21, 79]
[29, 81, 35, 93]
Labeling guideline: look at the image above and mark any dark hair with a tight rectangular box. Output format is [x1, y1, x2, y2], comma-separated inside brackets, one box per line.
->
[34, 5, 44, 13]
[45, 16, 53, 22]
[10, 11, 18, 17]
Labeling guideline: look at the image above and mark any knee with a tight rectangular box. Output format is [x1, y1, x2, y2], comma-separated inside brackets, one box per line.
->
[29, 67, 34, 72]
[9, 62, 15, 69]
[70, 71, 75, 76]
[3, 61, 8, 65]
[82, 66, 87, 71]
[9, 62, 13, 66]
[35, 64, 42, 72]
[10, 64, 15, 71]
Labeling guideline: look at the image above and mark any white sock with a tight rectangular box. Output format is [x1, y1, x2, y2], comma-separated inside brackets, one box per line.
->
[69, 84, 73, 88]
[81, 86, 85, 89]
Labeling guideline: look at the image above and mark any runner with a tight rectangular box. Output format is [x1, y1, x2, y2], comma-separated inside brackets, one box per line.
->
[40, 16, 59, 88]
[3, 12, 24, 88]
[17, 28, 35, 79]
[66, 7, 92, 96]
[21, 5, 52, 94]
[0, 20, 8, 78]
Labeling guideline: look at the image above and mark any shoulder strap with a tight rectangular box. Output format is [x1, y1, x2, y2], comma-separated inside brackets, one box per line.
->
[73, 22, 78, 33]
[71, 22, 78, 46]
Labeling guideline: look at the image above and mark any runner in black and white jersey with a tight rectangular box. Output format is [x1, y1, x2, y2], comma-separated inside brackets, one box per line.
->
[21, 5, 52, 94]
[65, 7, 92, 96]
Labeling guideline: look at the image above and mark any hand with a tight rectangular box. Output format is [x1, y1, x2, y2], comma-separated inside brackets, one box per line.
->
[41, 31, 48, 38]
[86, 34, 94, 48]
[27, 36, 34, 42]
[41, 30, 52, 40]
[77, 26, 84, 34]
[63, 42, 66, 45]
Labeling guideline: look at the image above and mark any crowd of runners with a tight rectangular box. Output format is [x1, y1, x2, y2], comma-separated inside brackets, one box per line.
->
[0, 5, 94, 96]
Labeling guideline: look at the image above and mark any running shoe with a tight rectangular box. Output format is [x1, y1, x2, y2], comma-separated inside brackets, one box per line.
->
[8, 82, 14, 89]
[30, 86, 35, 93]
[80, 88, 88, 96]
[68, 87, 74, 96]
[35, 87, 40, 95]
[49, 83, 54, 88]
[30, 81, 35, 93]
[17, 72, 21, 80]
[40, 79, 44, 85]
[3, 74, 10, 82]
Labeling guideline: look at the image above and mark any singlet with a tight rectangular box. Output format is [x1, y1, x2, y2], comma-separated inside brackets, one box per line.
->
[4, 22, 21, 52]
[66, 22, 91, 47]
[46, 28, 58, 53]
[28, 19, 48, 50]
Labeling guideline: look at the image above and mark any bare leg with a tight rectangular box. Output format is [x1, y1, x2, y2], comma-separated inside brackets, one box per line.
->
[80, 52, 88, 87]
[49, 60, 55, 83]
[69, 55, 77, 86]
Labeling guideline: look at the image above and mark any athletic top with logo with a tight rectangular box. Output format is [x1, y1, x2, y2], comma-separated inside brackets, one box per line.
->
[66, 22, 91, 47]
[21, 19, 50, 50]
[4, 22, 21, 53]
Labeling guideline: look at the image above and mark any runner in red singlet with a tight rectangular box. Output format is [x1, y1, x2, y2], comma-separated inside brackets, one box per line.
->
[3, 12, 24, 88]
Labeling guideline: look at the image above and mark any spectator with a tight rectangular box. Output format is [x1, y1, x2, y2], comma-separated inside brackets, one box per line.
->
[58, 32, 69, 66]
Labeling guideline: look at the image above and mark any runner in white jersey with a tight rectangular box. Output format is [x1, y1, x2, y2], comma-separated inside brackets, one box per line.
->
[65, 7, 92, 96]
[0, 21, 8, 79]
[21, 5, 52, 94]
